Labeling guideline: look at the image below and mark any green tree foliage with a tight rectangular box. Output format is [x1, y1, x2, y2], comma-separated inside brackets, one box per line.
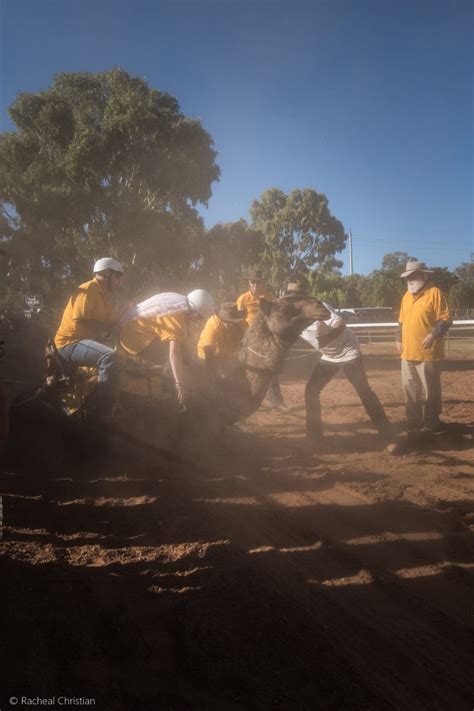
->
[381, 251, 413, 272]
[197, 220, 264, 300]
[453, 259, 474, 284]
[249, 188, 347, 290]
[307, 270, 347, 307]
[430, 267, 458, 295]
[359, 269, 406, 310]
[0, 68, 220, 306]
[305, 254, 469, 314]
[450, 258, 474, 314]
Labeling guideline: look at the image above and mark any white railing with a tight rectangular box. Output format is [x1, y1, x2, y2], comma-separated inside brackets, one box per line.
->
[346, 320, 474, 329]
[344, 320, 474, 353]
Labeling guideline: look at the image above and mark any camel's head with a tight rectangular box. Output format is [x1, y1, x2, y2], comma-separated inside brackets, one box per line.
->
[260, 297, 330, 340]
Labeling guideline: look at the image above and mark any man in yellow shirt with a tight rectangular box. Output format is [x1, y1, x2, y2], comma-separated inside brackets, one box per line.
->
[397, 260, 451, 432]
[119, 289, 215, 409]
[236, 268, 274, 327]
[54, 257, 124, 418]
[197, 302, 246, 377]
[236, 268, 286, 409]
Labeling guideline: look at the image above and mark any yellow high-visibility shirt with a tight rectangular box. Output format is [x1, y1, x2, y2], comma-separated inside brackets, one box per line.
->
[197, 314, 246, 361]
[236, 289, 273, 326]
[54, 278, 116, 349]
[119, 312, 187, 356]
[399, 284, 451, 361]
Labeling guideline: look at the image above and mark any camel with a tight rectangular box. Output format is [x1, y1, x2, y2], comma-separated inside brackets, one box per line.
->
[184, 296, 331, 428]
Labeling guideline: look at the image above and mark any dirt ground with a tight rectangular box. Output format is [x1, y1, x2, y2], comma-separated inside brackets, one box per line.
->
[1, 349, 473, 710]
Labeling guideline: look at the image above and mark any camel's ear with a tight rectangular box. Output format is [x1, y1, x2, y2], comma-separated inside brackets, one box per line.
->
[259, 298, 273, 317]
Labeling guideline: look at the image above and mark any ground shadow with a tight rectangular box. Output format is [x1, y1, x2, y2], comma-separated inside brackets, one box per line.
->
[1, 407, 473, 711]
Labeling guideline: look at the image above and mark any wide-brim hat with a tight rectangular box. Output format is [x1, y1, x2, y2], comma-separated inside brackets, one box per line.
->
[400, 260, 434, 278]
[281, 282, 308, 300]
[246, 267, 264, 281]
[218, 302, 246, 323]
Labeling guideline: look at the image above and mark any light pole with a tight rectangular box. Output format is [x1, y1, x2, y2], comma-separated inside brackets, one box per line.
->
[349, 229, 353, 275]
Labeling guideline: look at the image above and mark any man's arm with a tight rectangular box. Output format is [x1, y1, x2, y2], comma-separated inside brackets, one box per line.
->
[422, 289, 452, 349]
[197, 317, 218, 366]
[203, 345, 217, 372]
[169, 339, 186, 407]
[422, 319, 452, 349]
[74, 318, 117, 344]
[317, 322, 346, 348]
[74, 318, 114, 330]
[396, 323, 403, 354]
[73, 288, 116, 336]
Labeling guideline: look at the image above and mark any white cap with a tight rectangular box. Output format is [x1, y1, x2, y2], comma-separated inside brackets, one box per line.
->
[187, 289, 216, 320]
[93, 257, 124, 274]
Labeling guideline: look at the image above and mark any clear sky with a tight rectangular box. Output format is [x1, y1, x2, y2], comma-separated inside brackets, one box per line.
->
[1, 0, 472, 275]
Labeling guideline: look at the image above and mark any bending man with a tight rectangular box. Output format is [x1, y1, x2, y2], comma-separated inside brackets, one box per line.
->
[197, 302, 246, 378]
[119, 289, 216, 409]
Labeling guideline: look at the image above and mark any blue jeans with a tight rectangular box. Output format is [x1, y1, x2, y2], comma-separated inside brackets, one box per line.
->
[59, 340, 118, 410]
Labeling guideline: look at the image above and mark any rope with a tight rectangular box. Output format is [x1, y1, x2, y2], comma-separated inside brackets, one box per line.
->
[282, 351, 316, 362]
[246, 346, 316, 363]
[246, 346, 271, 360]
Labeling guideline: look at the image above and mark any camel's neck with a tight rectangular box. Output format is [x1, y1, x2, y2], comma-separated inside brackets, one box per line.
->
[243, 326, 286, 372]
[240, 323, 288, 410]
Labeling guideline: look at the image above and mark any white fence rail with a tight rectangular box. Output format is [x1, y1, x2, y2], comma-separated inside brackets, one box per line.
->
[344, 320, 474, 354]
[346, 320, 474, 329]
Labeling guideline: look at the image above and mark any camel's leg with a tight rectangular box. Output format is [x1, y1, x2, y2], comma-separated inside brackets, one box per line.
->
[304, 361, 337, 444]
[267, 373, 285, 408]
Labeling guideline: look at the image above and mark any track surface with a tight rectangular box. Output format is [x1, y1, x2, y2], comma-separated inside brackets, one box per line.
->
[1, 353, 473, 710]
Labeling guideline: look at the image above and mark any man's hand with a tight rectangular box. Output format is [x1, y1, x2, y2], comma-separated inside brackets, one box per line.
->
[396, 341, 403, 355]
[175, 382, 184, 403]
[175, 382, 187, 412]
[422, 334, 436, 350]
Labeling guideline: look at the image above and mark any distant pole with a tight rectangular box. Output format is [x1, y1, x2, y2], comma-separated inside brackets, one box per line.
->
[349, 229, 353, 275]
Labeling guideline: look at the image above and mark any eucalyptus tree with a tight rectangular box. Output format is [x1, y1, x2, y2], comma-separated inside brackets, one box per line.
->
[197, 220, 264, 300]
[0, 68, 220, 304]
[249, 187, 347, 291]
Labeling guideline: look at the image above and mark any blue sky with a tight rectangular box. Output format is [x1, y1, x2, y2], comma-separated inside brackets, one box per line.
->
[1, 0, 472, 275]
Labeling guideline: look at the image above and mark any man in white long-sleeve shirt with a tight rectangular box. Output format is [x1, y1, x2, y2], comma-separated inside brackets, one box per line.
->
[297, 298, 393, 450]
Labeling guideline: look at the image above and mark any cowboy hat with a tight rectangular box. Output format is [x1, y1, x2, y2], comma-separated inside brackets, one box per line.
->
[246, 267, 264, 281]
[218, 302, 246, 323]
[400, 260, 434, 278]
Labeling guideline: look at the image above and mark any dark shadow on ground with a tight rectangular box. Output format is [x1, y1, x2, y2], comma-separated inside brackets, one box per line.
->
[1, 412, 473, 711]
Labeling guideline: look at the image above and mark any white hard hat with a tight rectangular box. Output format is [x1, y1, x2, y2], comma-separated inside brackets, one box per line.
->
[187, 289, 216, 320]
[93, 257, 124, 274]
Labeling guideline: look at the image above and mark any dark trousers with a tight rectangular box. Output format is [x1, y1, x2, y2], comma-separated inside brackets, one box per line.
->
[305, 357, 392, 442]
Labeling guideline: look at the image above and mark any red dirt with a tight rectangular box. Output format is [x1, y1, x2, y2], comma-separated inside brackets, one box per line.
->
[1, 351, 473, 710]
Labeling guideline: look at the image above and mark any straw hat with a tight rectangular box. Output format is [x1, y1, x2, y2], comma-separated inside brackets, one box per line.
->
[400, 260, 434, 278]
